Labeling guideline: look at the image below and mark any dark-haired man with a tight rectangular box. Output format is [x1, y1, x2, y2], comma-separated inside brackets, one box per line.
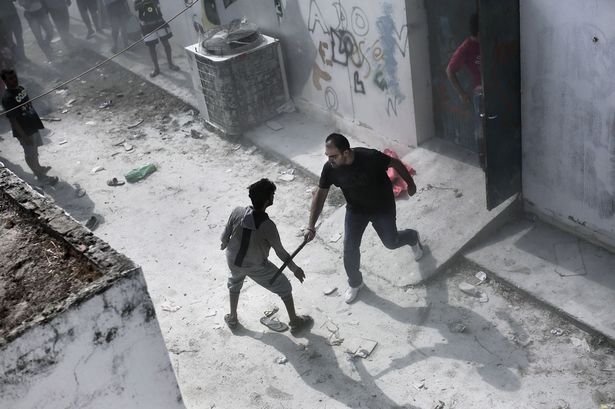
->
[221, 178, 312, 334]
[1, 69, 58, 185]
[305, 133, 422, 303]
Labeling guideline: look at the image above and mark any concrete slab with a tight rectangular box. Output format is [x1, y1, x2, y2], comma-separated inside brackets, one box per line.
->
[465, 218, 615, 342]
[246, 114, 516, 287]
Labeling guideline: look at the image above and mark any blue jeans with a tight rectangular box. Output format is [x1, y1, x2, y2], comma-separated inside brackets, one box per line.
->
[343, 209, 418, 287]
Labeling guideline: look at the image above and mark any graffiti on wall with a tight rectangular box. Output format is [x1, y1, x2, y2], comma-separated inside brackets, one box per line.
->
[306, 0, 409, 118]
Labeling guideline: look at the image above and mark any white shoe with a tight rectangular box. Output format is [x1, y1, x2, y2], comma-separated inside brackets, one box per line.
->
[344, 282, 364, 304]
[411, 232, 424, 261]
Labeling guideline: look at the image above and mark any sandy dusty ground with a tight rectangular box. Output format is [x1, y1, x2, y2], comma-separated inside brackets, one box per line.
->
[1, 34, 614, 409]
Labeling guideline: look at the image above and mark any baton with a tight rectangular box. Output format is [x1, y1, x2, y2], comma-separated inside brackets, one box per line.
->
[269, 237, 309, 284]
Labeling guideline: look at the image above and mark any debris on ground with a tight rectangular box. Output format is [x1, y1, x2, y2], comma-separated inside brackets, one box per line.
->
[123, 142, 134, 152]
[275, 356, 288, 365]
[570, 337, 591, 352]
[277, 169, 295, 182]
[41, 117, 61, 122]
[107, 177, 125, 187]
[98, 100, 113, 109]
[84, 215, 99, 231]
[433, 400, 445, 409]
[447, 321, 466, 333]
[161, 300, 182, 312]
[512, 333, 532, 347]
[345, 338, 377, 358]
[204, 309, 217, 318]
[73, 183, 86, 197]
[322, 319, 344, 346]
[61, 109, 69, 114]
[413, 379, 426, 390]
[190, 129, 204, 139]
[91, 165, 105, 174]
[458, 281, 489, 302]
[59, 139, 68, 145]
[266, 120, 283, 131]
[551, 328, 564, 336]
[127, 118, 144, 129]
[125, 163, 157, 183]
[323, 287, 337, 296]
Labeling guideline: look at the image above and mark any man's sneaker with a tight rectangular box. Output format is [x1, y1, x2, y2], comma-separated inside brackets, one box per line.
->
[344, 282, 365, 304]
[411, 232, 424, 261]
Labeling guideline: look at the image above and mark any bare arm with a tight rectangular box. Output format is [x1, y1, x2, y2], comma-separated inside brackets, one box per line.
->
[390, 158, 417, 196]
[267, 223, 305, 282]
[446, 66, 470, 104]
[220, 211, 236, 250]
[305, 187, 329, 241]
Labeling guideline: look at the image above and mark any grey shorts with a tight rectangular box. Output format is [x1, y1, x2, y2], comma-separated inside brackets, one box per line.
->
[227, 260, 292, 300]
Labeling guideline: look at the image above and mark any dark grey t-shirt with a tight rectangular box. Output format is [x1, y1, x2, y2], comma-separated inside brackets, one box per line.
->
[319, 147, 394, 213]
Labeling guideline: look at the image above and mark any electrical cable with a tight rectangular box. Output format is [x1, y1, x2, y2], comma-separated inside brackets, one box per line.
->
[0, 0, 201, 118]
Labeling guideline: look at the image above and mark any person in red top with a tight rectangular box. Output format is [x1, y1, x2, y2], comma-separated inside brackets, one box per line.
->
[446, 13, 481, 104]
[446, 13, 485, 167]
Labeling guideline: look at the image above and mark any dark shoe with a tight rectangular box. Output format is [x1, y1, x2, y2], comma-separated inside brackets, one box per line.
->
[168, 63, 180, 71]
[86, 29, 95, 39]
[149, 69, 160, 78]
[289, 315, 313, 335]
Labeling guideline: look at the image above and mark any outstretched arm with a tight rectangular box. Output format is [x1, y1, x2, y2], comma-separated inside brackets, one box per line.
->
[305, 187, 329, 241]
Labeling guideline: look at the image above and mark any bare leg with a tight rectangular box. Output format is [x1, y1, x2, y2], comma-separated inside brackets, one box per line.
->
[161, 38, 179, 71]
[147, 43, 160, 77]
[228, 292, 239, 321]
[281, 296, 298, 322]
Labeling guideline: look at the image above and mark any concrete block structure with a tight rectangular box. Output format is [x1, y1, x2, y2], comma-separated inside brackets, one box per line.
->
[0, 168, 185, 409]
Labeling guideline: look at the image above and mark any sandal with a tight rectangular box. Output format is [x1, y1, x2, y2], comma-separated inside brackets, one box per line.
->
[260, 316, 289, 332]
[289, 315, 314, 335]
[224, 313, 238, 329]
[107, 177, 125, 187]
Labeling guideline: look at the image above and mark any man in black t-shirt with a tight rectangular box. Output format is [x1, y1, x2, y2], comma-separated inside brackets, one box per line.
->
[305, 133, 422, 303]
[1, 69, 57, 185]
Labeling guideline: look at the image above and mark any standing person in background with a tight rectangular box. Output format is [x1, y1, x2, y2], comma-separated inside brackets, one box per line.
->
[103, 0, 129, 53]
[18, 0, 56, 60]
[134, 0, 179, 77]
[1, 69, 58, 186]
[0, 0, 26, 61]
[41, 0, 74, 48]
[77, 0, 102, 39]
[446, 13, 484, 167]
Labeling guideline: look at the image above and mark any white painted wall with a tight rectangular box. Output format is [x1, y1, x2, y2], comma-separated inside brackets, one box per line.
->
[205, 0, 423, 150]
[521, 0, 615, 249]
[0, 271, 185, 409]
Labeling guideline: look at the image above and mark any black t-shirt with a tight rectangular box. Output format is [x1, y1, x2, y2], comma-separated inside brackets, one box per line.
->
[1, 86, 44, 138]
[135, 0, 166, 33]
[319, 147, 395, 213]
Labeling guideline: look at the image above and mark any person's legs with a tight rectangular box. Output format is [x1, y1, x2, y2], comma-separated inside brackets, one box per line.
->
[226, 269, 245, 325]
[146, 42, 160, 77]
[88, 0, 102, 31]
[7, 17, 26, 60]
[48, 6, 73, 46]
[40, 13, 56, 45]
[107, 8, 120, 52]
[343, 210, 370, 288]
[24, 14, 51, 58]
[77, 0, 94, 34]
[161, 37, 179, 70]
[371, 210, 418, 249]
[371, 210, 423, 261]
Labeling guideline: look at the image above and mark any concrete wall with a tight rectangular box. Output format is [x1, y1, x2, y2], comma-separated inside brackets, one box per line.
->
[1, 271, 184, 409]
[521, 0, 615, 249]
[0, 169, 185, 409]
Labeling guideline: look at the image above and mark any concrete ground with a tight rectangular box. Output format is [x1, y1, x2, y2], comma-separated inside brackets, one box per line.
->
[465, 217, 615, 344]
[2, 15, 614, 409]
